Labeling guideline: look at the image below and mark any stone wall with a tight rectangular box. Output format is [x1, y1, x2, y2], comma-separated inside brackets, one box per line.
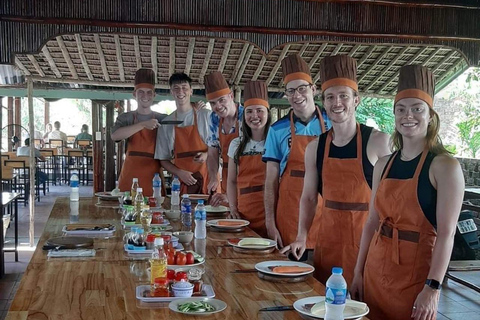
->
[435, 97, 464, 152]
[457, 157, 480, 186]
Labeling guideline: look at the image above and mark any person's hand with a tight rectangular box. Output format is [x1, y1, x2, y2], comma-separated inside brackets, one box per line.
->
[194, 101, 206, 110]
[228, 207, 241, 219]
[350, 272, 364, 302]
[411, 286, 440, 320]
[280, 238, 306, 260]
[210, 193, 228, 207]
[177, 170, 197, 186]
[142, 119, 159, 130]
[207, 179, 219, 194]
[266, 222, 283, 249]
[193, 152, 207, 163]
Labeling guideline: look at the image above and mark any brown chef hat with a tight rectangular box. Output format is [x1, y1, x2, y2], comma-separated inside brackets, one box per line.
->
[204, 71, 231, 101]
[281, 54, 313, 85]
[244, 81, 269, 109]
[134, 68, 156, 91]
[395, 64, 435, 109]
[319, 55, 358, 92]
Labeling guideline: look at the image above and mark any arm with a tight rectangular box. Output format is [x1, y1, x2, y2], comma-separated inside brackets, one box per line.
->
[206, 146, 220, 192]
[160, 160, 197, 186]
[226, 157, 240, 219]
[367, 130, 392, 165]
[280, 139, 319, 258]
[264, 161, 283, 247]
[412, 155, 464, 320]
[351, 155, 388, 301]
[110, 120, 158, 141]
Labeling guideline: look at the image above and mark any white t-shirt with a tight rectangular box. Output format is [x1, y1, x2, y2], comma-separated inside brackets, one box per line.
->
[48, 130, 68, 144]
[227, 137, 266, 160]
[154, 108, 212, 160]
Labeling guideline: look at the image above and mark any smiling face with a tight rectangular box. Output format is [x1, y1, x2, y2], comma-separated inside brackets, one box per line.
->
[322, 86, 359, 124]
[170, 81, 193, 105]
[394, 98, 432, 138]
[208, 92, 236, 118]
[133, 87, 155, 110]
[244, 105, 268, 131]
[285, 79, 316, 114]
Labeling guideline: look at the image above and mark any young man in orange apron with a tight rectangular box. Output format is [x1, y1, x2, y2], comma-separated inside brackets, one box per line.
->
[112, 68, 167, 197]
[351, 65, 464, 320]
[281, 55, 390, 286]
[263, 54, 330, 250]
[155, 73, 211, 195]
[204, 71, 244, 205]
[226, 81, 271, 237]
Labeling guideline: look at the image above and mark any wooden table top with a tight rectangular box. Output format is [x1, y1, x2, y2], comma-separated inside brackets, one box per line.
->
[6, 197, 369, 320]
[1, 192, 21, 206]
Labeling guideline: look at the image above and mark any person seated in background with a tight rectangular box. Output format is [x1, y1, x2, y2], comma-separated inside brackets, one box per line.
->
[43, 123, 52, 142]
[75, 124, 92, 148]
[48, 121, 68, 146]
[16, 138, 48, 184]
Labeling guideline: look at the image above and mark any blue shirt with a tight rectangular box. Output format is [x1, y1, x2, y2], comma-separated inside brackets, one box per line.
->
[207, 104, 244, 149]
[263, 107, 331, 176]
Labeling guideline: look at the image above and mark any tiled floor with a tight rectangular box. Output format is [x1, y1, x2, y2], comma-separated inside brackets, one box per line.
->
[0, 185, 479, 319]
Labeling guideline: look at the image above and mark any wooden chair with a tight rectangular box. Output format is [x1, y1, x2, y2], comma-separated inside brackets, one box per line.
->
[67, 135, 76, 148]
[76, 139, 92, 149]
[85, 149, 93, 185]
[33, 139, 44, 148]
[4, 158, 31, 205]
[67, 149, 86, 184]
[40, 148, 58, 186]
[1, 154, 9, 166]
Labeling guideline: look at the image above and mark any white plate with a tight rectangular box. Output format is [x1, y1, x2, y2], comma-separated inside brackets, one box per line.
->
[204, 205, 229, 213]
[168, 259, 205, 271]
[124, 243, 184, 254]
[228, 237, 276, 250]
[121, 219, 170, 228]
[95, 191, 121, 201]
[169, 298, 227, 315]
[136, 284, 215, 302]
[254, 260, 314, 277]
[293, 296, 369, 319]
[206, 219, 250, 229]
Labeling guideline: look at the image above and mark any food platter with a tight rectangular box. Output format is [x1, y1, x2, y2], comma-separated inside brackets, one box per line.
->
[228, 237, 276, 250]
[94, 191, 121, 201]
[254, 260, 314, 277]
[293, 296, 369, 319]
[206, 219, 250, 229]
[136, 285, 215, 302]
[169, 298, 227, 315]
[204, 205, 229, 213]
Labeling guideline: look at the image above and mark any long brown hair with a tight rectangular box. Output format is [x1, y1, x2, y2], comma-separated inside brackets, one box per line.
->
[391, 108, 451, 155]
[234, 107, 272, 164]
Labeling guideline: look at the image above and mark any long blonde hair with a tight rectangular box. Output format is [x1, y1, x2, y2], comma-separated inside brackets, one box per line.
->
[391, 108, 451, 155]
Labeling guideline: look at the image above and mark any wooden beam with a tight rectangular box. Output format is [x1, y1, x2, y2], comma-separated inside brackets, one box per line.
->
[184, 38, 195, 75]
[422, 47, 442, 67]
[298, 43, 310, 57]
[169, 37, 175, 76]
[94, 34, 110, 81]
[105, 101, 116, 192]
[218, 40, 232, 73]
[331, 43, 343, 55]
[357, 46, 377, 68]
[91, 101, 104, 192]
[234, 44, 254, 85]
[27, 54, 45, 77]
[266, 44, 290, 86]
[56, 36, 78, 79]
[308, 43, 328, 68]
[7, 97, 13, 151]
[75, 34, 93, 81]
[431, 50, 459, 73]
[14, 97, 21, 147]
[27, 77, 35, 246]
[134, 35, 142, 69]
[151, 36, 158, 82]
[230, 43, 250, 85]
[365, 46, 409, 92]
[41, 47, 61, 78]
[357, 47, 392, 85]
[199, 39, 215, 83]
[44, 100, 50, 125]
[114, 35, 125, 81]
[252, 56, 267, 81]
[430, 58, 466, 93]
[15, 57, 31, 76]
[348, 44, 361, 57]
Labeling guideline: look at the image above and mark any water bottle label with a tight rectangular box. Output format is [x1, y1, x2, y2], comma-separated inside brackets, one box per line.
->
[71, 180, 79, 188]
[152, 181, 161, 188]
[181, 204, 191, 213]
[172, 184, 180, 192]
[194, 211, 202, 220]
[325, 287, 346, 305]
[201, 210, 207, 220]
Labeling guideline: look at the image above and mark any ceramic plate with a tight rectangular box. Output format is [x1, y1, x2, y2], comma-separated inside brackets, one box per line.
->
[136, 284, 215, 302]
[168, 259, 205, 271]
[254, 260, 314, 277]
[293, 296, 369, 319]
[95, 191, 121, 201]
[121, 219, 170, 228]
[206, 219, 250, 229]
[228, 237, 276, 250]
[169, 298, 227, 315]
[189, 194, 210, 201]
[205, 205, 229, 213]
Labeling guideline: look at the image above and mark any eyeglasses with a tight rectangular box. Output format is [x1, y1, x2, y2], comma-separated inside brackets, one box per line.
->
[285, 84, 312, 97]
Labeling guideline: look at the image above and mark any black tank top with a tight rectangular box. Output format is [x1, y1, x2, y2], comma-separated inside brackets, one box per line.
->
[382, 151, 438, 229]
[316, 124, 374, 195]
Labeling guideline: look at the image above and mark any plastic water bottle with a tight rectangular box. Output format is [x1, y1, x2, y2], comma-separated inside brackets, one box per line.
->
[131, 178, 139, 200]
[171, 176, 181, 209]
[325, 267, 347, 320]
[194, 200, 207, 239]
[152, 173, 162, 205]
[181, 194, 192, 231]
[70, 173, 79, 201]
[134, 187, 144, 224]
[150, 238, 167, 287]
[69, 201, 79, 222]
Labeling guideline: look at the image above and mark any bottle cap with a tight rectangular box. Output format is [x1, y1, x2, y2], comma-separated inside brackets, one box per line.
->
[137, 187, 143, 192]
[332, 267, 343, 275]
[182, 194, 189, 198]
[133, 178, 138, 183]
[154, 237, 164, 246]
[197, 200, 204, 204]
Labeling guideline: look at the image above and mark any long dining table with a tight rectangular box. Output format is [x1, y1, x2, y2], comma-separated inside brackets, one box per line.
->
[6, 197, 369, 319]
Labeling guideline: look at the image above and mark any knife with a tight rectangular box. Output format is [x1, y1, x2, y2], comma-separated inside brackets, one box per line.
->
[159, 120, 184, 125]
[259, 306, 294, 312]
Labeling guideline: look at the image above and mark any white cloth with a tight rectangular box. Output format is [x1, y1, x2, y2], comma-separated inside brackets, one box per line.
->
[227, 137, 266, 159]
[48, 130, 68, 144]
[16, 146, 41, 158]
[154, 108, 212, 160]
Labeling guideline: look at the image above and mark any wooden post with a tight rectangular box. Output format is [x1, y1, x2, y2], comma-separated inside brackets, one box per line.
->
[105, 101, 115, 192]
[7, 97, 14, 151]
[44, 100, 50, 127]
[235, 87, 242, 104]
[27, 78, 35, 247]
[14, 97, 21, 149]
[0, 96, 3, 277]
[126, 99, 131, 112]
[91, 100, 104, 192]
[116, 101, 125, 180]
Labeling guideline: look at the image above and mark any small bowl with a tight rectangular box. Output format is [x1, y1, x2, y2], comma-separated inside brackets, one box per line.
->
[173, 231, 194, 243]
[172, 281, 194, 298]
[164, 210, 181, 221]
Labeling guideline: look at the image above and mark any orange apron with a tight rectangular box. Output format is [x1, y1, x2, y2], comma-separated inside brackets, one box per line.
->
[314, 123, 371, 286]
[237, 153, 268, 238]
[218, 109, 239, 193]
[276, 108, 326, 248]
[173, 109, 209, 195]
[364, 150, 436, 320]
[118, 112, 161, 197]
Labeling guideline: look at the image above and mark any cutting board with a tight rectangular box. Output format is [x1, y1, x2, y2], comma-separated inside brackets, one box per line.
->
[45, 236, 94, 249]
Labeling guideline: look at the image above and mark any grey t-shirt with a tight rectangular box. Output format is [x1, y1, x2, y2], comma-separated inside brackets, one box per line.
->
[111, 111, 168, 142]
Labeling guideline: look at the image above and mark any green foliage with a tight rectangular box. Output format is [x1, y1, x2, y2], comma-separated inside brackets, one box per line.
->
[356, 98, 395, 134]
[456, 113, 480, 158]
[444, 144, 457, 155]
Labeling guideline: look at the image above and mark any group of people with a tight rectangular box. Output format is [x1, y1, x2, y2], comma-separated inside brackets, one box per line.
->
[113, 54, 465, 320]
[42, 121, 92, 146]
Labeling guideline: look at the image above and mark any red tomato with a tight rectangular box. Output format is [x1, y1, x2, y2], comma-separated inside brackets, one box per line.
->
[186, 252, 195, 265]
[175, 271, 188, 282]
[176, 252, 187, 265]
[167, 252, 175, 265]
[167, 269, 175, 280]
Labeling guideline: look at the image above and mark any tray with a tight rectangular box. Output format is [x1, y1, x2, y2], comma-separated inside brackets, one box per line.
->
[136, 284, 215, 303]
[255, 260, 314, 277]
[45, 236, 94, 249]
[228, 237, 276, 250]
[62, 225, 116, 237]
[293, 296, 369, 319]
[95, 191, 122, 201]
[233, 246, 276, 255]
[121, 220, 170, 228]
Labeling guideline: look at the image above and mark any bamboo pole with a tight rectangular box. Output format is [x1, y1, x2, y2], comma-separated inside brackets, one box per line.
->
[27, 77, 35, 247]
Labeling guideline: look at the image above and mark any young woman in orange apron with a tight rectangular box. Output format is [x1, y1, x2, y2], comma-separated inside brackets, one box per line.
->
[118, 112, 161, 197]
[276, 107, 325, 248]
[219, 113, 239, 193]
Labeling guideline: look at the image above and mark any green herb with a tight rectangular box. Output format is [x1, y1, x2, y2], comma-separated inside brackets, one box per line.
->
[178, 301, 216, 313]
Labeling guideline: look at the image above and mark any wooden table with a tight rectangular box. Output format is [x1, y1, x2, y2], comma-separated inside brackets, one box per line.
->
[1, 192, 20, 278]
[6, 197, 369, 319]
